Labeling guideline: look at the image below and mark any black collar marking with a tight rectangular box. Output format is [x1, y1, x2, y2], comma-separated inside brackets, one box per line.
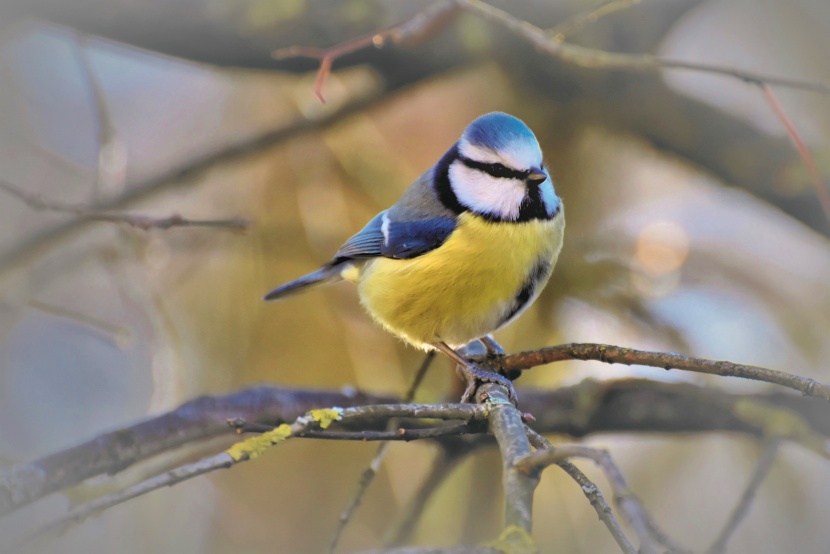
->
[434, 144, 465, 215]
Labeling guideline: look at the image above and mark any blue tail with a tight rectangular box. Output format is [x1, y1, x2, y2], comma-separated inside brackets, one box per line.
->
[263, 265, 343, 301]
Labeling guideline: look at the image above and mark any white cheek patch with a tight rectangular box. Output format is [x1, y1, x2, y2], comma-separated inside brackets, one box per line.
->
[449, 162, 526, 220]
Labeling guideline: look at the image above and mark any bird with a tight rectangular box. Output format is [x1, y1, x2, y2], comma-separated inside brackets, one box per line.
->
[264, 112, 564, 403]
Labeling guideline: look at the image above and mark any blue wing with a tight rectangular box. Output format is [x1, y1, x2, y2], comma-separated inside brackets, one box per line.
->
[333, 211, 456, 262]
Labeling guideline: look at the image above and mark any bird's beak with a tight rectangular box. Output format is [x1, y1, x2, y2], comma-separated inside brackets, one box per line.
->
[527, 169, 547, 186]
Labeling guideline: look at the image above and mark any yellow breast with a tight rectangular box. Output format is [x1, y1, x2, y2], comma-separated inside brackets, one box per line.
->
[356, 210, 565, 348]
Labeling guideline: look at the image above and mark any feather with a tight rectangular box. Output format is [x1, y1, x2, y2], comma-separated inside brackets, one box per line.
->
[263, 265, 343, 300]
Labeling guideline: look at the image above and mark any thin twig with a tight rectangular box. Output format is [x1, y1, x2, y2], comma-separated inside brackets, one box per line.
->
[271, 1, 461, 103]
[22, 401, 487, 546]
[549, 0, 642, 41]
[707, 440, 781, 554]
[760, 83, 830, 225]
[458, 0, 829, 93]
[383, 443, 482, 546]
[0, 91, 381, 274]
[6, 377, 828, 518]
[327, 352, 436, 553]
[300, 423, 472, 441]
[0, 179, 248, 231]
[524, 429, 636, 554]
[276, 0, 829, 104]
[520, 445, 667, 554]
[503, 343, 830, 401]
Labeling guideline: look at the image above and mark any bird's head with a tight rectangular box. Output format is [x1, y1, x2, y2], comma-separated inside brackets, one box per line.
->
[443, 112, 559, 222]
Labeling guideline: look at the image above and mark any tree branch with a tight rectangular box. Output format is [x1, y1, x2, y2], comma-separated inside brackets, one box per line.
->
[0, 92, 381, 273]
[525, 428, 638, 554]
[5, 375, 830, 518]
[0, 387, 396, 517]
[18, 403, 489, 546]
[503, 343, 830, 401]
[276, 0, 828, 103]
[706, 440, 781, 554]
[0, 179, 249, 231]
[479, 384, 537, 537]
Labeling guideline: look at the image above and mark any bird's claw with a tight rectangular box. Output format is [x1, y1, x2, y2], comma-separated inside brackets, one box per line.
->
[458, 363, 519, 405]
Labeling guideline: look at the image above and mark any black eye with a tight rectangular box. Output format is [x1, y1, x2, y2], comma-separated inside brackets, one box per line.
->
[489, 163, 514, 178]
[459, 156, 526, 180]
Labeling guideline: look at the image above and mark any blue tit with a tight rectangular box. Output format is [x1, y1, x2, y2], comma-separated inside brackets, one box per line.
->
[265, 112, 564, 402]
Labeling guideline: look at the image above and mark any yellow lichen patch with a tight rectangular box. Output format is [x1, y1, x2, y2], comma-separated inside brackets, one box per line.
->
[733, 399, 829, 458]
[308, 408, 343, 429]
[226, 424, 293, 461]
[482, 525, 537, 554]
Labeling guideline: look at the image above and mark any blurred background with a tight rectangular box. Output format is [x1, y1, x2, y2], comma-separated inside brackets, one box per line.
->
[1, 0, 829, 552]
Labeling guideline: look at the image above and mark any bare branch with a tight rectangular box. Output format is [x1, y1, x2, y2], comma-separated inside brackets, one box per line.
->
[0, 91, 380, 273]
[328, 352, 436, 553]
[525, 429, 637, 554]
[479, 384, 537, 537]
[384, 444, 482, 547]
[299, 424, 474, 442]
[760, 83, 830, 224]
[548, 0, 643, 42]
[0, 179, 248, 231]
[73, 32, 125, 197]
[276, 0, 829, 104]
[20, 402, 489, 545]
[503, 343, 830, 401]
[0, 387, 396, 517]
[457, 0, 829, 93]
[6, 376, 829, 518]
[517, 444, 675, 554]
[271, 1, 461, 103]
[357, 546, 502, 554]
[706, 440, 781, 554]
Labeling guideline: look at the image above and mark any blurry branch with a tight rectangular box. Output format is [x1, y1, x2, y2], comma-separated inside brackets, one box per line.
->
[384, 444, 480, 547]
[28, 298, 130, 341]
[461, 0, 827, 92]
[73, 32, 124, 198]
[503, 343, 830, 401]
[525, 429, 639, 554]
[358, 545, 504, 554]
[328, 351, 435, 554]
[277, 0, 829, 103]
[0, 92, 381, 273]
[761, 84, 830, 224]
[272, 1, 460, 103]
[548, 0, 642, 42]
[707, 440, 781, 554]
[0, 179, 248, 231]
[518, 440, 676, 554]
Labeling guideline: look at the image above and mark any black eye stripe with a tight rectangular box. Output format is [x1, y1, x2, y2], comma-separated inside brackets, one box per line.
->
[459, 156, 529, 180]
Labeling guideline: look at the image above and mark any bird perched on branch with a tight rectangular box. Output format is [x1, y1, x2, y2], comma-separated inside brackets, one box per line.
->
[265, 112, 564, 402]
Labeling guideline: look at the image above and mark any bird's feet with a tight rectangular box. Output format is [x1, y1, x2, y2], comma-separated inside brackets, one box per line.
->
[480, 335, 505, 357]
[456, 362, 518, 404]
[432, 341, 519, 405]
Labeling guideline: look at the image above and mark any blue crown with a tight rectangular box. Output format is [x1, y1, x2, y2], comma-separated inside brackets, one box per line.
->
[462, 112, 539, 152]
